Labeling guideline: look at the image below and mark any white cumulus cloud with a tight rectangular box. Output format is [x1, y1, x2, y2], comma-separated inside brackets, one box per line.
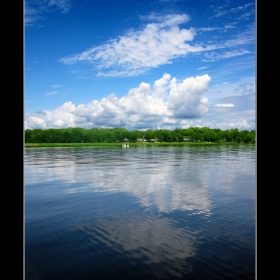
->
[25, 73, 211, 130]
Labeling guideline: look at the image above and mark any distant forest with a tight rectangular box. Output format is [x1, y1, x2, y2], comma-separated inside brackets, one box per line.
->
[25, 127, 255, 144]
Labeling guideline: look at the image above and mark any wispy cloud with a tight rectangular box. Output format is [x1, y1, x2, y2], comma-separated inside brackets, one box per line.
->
[212, 2, 254, 18]
[158, 0, 181, 3]
[202, 22, 255, 62]
[59, 14, 210, 77]
[59, 13, 255, 77]
[214, 103, 234, 108]
[224, 24, 236, 29]
[48, 0, 71, 13]
[209, 76, 255, 100]
[223, 23, 255, 47]
[46, 91, 58, 96]
[25, 0, 71, 26]
[238, 9, 255, 20]
[195, 27, 219, 32]
[24, 2, 42, 26]
[203, 49, 251, 62]
[197, 66, 208, 70]
[51, 84, 62, 88]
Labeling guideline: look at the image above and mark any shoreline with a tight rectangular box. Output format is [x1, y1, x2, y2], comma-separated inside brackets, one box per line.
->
[24, 142, 254, 147]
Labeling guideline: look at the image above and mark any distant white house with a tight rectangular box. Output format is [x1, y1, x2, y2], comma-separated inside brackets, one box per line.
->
[149, 138, 159, 142]
[137, 138, 147, 142]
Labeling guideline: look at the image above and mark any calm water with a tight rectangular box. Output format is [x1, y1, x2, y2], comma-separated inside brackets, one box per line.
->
[24, 145, 256, 279]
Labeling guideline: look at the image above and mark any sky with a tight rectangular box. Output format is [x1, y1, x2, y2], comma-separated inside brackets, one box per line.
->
[24, 0, 256, 131]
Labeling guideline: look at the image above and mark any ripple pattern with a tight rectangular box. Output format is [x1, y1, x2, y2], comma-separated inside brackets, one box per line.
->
[25, 145, 255, 279]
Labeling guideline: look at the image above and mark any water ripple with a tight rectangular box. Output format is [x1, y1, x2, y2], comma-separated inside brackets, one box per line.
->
[25, 145, 255, 279]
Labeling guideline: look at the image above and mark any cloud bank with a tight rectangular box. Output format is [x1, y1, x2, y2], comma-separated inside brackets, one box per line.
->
[25, 73, 211, 130]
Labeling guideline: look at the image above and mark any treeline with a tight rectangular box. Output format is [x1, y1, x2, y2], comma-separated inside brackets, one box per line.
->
[25, 127, 255, 144]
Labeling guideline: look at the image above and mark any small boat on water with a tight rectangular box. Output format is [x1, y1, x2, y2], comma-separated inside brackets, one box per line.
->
[122, 143, 129, 148]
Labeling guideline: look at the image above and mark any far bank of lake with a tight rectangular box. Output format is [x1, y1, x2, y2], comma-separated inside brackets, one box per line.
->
[24, 141, 250, 147]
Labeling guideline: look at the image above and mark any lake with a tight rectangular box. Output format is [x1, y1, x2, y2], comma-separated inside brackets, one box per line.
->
[24, 144, 256, 279]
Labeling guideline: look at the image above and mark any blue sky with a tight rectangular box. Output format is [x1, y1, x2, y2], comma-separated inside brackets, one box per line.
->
[24, 0, 256, 131]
